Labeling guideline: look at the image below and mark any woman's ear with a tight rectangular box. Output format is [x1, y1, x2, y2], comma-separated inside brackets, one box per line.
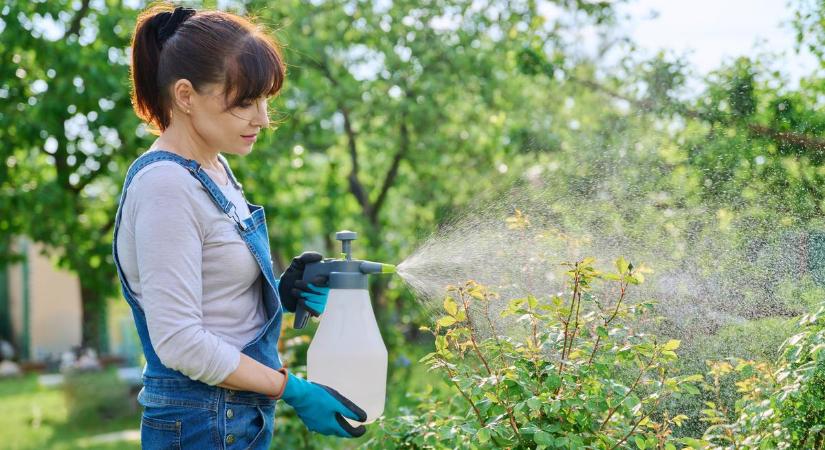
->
[171, 79, 195, 113]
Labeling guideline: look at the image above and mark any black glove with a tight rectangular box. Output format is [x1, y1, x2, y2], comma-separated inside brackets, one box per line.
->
[278, 252, 329, 315]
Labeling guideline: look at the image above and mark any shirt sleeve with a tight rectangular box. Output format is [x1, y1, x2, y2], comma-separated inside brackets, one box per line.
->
[130, 166, 241, 385]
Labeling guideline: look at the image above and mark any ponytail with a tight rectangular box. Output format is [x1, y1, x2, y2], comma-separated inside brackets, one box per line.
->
[129, 3, 286, 134]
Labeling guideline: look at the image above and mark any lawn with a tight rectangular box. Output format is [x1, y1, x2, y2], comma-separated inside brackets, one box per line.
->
[0, 373, 142, 450]
[0, 342, 440, 449]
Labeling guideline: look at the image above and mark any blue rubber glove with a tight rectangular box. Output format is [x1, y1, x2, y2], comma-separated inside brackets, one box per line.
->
[295, 279, 330, 316]
[280, 370, 368, 437]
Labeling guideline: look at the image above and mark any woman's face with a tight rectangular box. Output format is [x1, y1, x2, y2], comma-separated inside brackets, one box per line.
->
[188, 82, 270, 156]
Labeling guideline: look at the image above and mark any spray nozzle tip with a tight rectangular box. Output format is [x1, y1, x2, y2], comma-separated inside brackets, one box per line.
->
[359, 261, 396, 275]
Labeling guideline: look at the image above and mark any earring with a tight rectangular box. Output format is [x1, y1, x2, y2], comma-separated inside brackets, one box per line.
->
[186, 109, 191, 114]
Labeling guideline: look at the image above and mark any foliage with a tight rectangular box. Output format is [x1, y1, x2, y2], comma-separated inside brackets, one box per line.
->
[1, 0, 151, 350]
[1, 0, 619, 350]
[4, 0, 825, 447]
[692, 303, 825, 449]
[373, 258, 701, 449]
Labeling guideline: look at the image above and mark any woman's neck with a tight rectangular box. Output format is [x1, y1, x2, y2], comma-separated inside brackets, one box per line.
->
[151, 123, 222, 172]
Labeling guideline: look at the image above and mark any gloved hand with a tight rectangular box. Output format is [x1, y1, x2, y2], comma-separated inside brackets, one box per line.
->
[280, 369, 368, 437]
[278, 252, 330, 316]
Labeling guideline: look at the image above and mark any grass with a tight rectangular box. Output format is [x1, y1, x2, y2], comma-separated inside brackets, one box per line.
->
[0, 373, 142, 450]
[0, 342, 443, 449]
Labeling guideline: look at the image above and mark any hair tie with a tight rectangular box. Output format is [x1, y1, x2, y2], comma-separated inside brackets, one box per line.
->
[156, 6, 196, 47]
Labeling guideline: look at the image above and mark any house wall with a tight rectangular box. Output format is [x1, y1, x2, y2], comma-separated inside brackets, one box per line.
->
[28, 240, 82, 359]
[6, 236, 82, 360]
[7, 240, 24, 356]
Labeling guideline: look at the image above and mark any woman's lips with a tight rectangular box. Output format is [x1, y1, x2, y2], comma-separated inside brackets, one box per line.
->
[241, 134, 257, 143]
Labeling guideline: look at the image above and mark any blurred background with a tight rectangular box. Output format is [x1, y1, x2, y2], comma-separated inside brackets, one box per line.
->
[2, 0, 825, 448]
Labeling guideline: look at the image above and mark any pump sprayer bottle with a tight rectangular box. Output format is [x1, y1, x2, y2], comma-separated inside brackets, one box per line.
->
[294, 230, 395, 424]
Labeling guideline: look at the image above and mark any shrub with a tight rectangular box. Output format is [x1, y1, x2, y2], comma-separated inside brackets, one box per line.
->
[372, 257, 701, 449]
[62, 368, 134, 425]
[696, 303, 825, 449]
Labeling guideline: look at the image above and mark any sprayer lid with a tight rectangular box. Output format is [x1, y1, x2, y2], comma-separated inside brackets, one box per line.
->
[336, 230, 357, 241]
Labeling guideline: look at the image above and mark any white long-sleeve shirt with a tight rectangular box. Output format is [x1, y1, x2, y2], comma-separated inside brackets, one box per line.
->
[115, 159, 267, 385]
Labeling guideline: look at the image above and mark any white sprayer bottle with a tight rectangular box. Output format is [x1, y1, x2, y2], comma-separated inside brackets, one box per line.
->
[293, 230, 395, 424]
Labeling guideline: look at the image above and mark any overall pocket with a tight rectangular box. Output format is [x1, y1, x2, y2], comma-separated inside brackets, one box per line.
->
[141, 414, 181, 450]
[224, 402, 274, 449]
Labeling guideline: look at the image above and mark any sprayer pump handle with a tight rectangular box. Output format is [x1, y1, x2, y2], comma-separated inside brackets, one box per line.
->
[335, 230, 357, 241]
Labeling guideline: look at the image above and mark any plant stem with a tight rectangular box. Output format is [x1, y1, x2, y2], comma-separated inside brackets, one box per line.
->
[609, 395, 664, 450]
[566, 288, 583, 357]
[559, 267, 582, 375]
[605, 280, 628, 326]
[459, 289, 493, 377]
[608, 371, 668, 450]
[609, 413, 650, 450]
[481, 292, 507, 371]
[461, 288, 521, 439]
[587, 334, 602, 366]
[529, 303, 543, 396]
[588, 279, 628, 366]
[600, 355, 656, 431]
[443, 363, 486, 427]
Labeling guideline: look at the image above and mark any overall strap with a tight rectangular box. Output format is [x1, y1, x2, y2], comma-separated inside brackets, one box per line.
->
[112, 150, 248, 299]
[217, 153, 244, 192]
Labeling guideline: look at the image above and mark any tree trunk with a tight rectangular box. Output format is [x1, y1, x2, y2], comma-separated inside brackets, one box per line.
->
[80, 282, 108, 354]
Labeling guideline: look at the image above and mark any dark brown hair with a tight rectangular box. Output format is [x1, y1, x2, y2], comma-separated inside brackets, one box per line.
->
[130, 2, 286, 133]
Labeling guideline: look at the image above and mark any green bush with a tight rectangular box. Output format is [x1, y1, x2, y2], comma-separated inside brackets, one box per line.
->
[372, 257, 701, 449]
[696, 303, 825, 449]
[62, 369, 135, 425]
[663, 316, 797, 439]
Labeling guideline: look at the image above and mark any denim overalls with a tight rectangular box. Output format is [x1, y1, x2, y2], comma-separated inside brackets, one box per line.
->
[112, 149, 283, 449]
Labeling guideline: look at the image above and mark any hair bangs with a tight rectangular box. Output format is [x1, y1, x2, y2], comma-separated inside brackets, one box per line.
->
[223, 33, 285, 109]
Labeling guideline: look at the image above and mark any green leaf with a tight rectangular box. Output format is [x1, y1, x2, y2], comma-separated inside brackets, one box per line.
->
[533, 430, 554, 446]
[468, 286, 485, 300]
[443, 297, 458, 316]
[477, 428, 491, 443]
[663, 339, 681, 351]
[634, 436, 646, 449]
[678, 437, 709, 448]
[683, 384, 700, 395]
[437, 316, 457, 327]
[484, 391, 499, 403]
[616, 256, 630, 274]
[435, 335, 447, 352]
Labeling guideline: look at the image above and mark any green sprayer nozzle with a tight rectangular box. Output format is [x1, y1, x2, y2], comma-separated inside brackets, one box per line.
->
[359, 261, 396, 275]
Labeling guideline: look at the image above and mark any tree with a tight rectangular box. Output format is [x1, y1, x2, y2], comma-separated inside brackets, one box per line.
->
[1, 0, 618, 352]
[233, 0, 618, 331]
[1, 0, 144, 351]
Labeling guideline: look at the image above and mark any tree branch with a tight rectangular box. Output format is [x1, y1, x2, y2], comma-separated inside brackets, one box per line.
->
[569, 75, 825, 155]
[308, 55, 418, 227]
[340, 105, 375, 223]
[371, 113, 408, 223]
[66, 0, 92, 38]
[747, 123, 825, 154]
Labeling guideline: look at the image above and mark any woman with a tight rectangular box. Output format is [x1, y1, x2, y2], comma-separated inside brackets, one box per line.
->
[112, 4, 366, 448]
